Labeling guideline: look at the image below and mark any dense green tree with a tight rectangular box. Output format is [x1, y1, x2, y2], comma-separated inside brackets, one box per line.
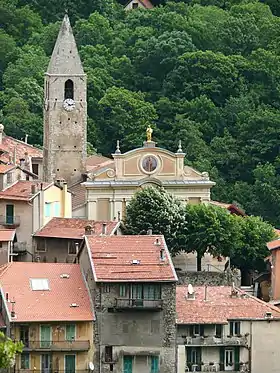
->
[125, 186, 187, 252]
[0, 332, 23, 368]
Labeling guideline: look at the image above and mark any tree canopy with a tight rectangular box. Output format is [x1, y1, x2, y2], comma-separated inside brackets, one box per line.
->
[0, 332, 23, 368]
[2, 0, 280, 224]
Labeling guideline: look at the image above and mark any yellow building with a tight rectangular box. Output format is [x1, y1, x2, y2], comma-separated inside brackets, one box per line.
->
[0, 173, 72, 261]
[0, 262, 95, 373]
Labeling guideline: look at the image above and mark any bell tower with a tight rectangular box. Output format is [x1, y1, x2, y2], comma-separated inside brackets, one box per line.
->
[43, 14, 87, 186]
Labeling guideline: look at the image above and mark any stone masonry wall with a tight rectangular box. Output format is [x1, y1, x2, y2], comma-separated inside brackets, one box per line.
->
[176, 269, 241, 287]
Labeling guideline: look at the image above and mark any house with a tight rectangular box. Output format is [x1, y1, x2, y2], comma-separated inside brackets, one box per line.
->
[176, 285, 280, 373]
[33, 218, 121, 263]
[77, 234, 178, 373]
[0, 123, 43, 178]
[0, 262, 95, 373]
[0, 179, 72, 261]
[124, 0, 154, 10]
[0, 229, 16, 265]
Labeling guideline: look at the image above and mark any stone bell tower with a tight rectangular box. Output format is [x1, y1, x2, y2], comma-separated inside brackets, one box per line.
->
[43, 14, 87, 186]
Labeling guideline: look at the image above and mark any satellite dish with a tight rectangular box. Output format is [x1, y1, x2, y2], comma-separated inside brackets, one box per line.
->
[188, 284, 194, 295]
[89, 362, 94, 371]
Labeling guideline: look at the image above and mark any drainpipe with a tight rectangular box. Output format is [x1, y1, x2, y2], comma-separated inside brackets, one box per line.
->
[249, 321, 252, 372]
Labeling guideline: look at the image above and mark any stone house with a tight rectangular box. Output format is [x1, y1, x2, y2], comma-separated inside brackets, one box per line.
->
[33, 218, 121, 263]
[0, 179, 72, 261]
[176, 285, 280, 373]
[77, 234, 178, 373]
[0, 262, 95, 373]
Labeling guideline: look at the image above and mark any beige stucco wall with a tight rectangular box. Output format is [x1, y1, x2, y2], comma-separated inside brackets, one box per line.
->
[251, 320, 280, 373]
[43, 185, 72, 225]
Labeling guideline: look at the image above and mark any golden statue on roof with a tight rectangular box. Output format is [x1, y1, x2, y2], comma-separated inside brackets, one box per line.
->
[146, 125, 153, 142]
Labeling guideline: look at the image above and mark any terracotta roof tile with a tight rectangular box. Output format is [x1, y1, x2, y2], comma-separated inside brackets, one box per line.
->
[210, 201, 245, 216]
[0, 230, 16, 241]
[267, 239, 280, 251]
[34, 218, 119, 239]
[86, 154, 112, 168]
[176, 285, 280, 324]
[0, 135, 42, 164]
[0, 181, 52, 201]
[139, 0, 154, 8]
[0, 262, 94, 322]
[87, 235, 177, 282]
[0, 164, 16, 174]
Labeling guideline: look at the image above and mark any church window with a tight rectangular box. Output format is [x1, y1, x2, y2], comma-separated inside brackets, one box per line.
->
[64, 79, 74, 100]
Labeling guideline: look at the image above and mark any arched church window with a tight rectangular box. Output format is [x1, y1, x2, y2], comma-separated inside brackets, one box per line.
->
[64, 79, 74, 99]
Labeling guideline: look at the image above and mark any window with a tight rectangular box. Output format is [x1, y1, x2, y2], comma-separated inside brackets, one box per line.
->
[65, 79, 74, 100]
[190, 325, 203, 337]
[54, 202, 60, 217]
[45, 202, 51, 218]
[36, 239, 46, 252]
[119, 284, 127, 297]
[104, 346, 113, 362]
[30, 278, 49, 291]
[229, 321, 241, 336]
[186, 347, 201, 367]
[6, 172, 12, 184]
[32, 163, 39, 176]
[20, 325, 29, 346]
[66, 324, 76, 341]
[21, 353, 30, 369]
[216, 324, 223, 338]
[65, 354, 76, 373]
[132, 2, 139, 8]
[104, 284, 110, 293]
[6, 204, 14, 224]
[150, 356, 159, 373]
[130, 284, 161, 300]
[68, 241, 78, 255]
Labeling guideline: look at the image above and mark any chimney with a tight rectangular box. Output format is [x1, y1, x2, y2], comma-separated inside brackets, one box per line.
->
[85, 225, 93, 235]
[24, 152, 32, 173]
[102, 223, 107, 235]
[19, 158, 25, 168]
[160, 248, 165, 261]
[154, 238, 161, 246]
[31, 184, 37, 194]
[147, 228, 152, 235]
[13, 146, 17, 165]
[0, 124, 4, 145]
[25, 134, 29, 144]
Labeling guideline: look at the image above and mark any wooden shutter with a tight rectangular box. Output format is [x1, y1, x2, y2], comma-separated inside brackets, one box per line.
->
[219, 347, 225, 371]
[234, 347, 240, 370]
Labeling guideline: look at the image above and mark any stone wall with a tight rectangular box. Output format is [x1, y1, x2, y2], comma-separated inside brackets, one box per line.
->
[176, 269, 241, 287]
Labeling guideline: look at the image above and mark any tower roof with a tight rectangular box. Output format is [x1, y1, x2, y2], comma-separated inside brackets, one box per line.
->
[47, 14, 84, 75]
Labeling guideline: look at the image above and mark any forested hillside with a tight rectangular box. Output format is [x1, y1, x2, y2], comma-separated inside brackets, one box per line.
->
[1, 0, 280, 224]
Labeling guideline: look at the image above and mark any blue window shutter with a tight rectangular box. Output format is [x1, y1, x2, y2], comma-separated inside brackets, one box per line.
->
[45, 203, 51, 217]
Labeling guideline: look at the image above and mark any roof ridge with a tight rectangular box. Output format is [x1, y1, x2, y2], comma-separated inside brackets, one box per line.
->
[236, 287, 280, 314]
[4, 135, 42, 150]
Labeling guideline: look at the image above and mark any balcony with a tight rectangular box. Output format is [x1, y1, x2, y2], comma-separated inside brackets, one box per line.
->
[101, 352, 118, 364]
[184, 335, 248, 347]
[185, 362, 249, 372]
[21, 340, 90, 351]
[0, 215, 20, 228]
[115, 298, 163, 311]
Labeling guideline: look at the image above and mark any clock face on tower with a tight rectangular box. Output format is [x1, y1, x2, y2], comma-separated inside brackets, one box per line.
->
[63, 98, 75, 111]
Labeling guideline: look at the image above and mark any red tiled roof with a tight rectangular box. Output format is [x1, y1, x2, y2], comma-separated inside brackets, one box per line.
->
[0, 181, 52, 201]
[139, 0, 154, 8]
[0, 135, 42, 164]
[210, 201, 245, 216]
[86, 154, 113, 169]
[0, 262, 94, 322]
[0, 229, 15, 242]
[0, 164, 16, 174]
[267, 239, 280, 251]
[176, 285, 280, 324]
[86, 235, 177, 282]
[34, 218, 119, 239]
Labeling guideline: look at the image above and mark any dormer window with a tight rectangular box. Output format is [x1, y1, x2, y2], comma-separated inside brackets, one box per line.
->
[7, 172, 12, 184]
[64, 79, 74, 100]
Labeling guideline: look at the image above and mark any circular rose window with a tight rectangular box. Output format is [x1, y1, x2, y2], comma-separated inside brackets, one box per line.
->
[142, 155, 158, 173]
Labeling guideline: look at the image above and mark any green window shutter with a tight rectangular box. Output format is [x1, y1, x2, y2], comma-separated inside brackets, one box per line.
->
[119, 285, 126, 297]
[21, 353, 30, 369]
[66, 324, 76, 341]
[150, 356, 159, 373]
[65, 354, 76, 373]
[229, 322, 233, 336]
[200, 325, 204, 336]
[219, 347, 225, 371]
[234, 347, 240, 370]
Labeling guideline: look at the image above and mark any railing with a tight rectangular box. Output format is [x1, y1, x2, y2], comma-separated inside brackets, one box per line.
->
[21, 340, 90, 351]
[186, 362, 249, 372]
[0, 215, 20, 227]
[15, 370, 89, 373]
[184, 335, 248, 347]
[115, 298, 163, 310]
[101, 352, 118, 364]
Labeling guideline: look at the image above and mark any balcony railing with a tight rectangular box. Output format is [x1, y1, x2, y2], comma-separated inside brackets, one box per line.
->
[115, 298, 163, 310]
[21, 340, 90, 351]
[184, 335, 248, 347]
[15, 370, 89, 373]
[0, 215, 20, 227]
[186, 362, 249, 372]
